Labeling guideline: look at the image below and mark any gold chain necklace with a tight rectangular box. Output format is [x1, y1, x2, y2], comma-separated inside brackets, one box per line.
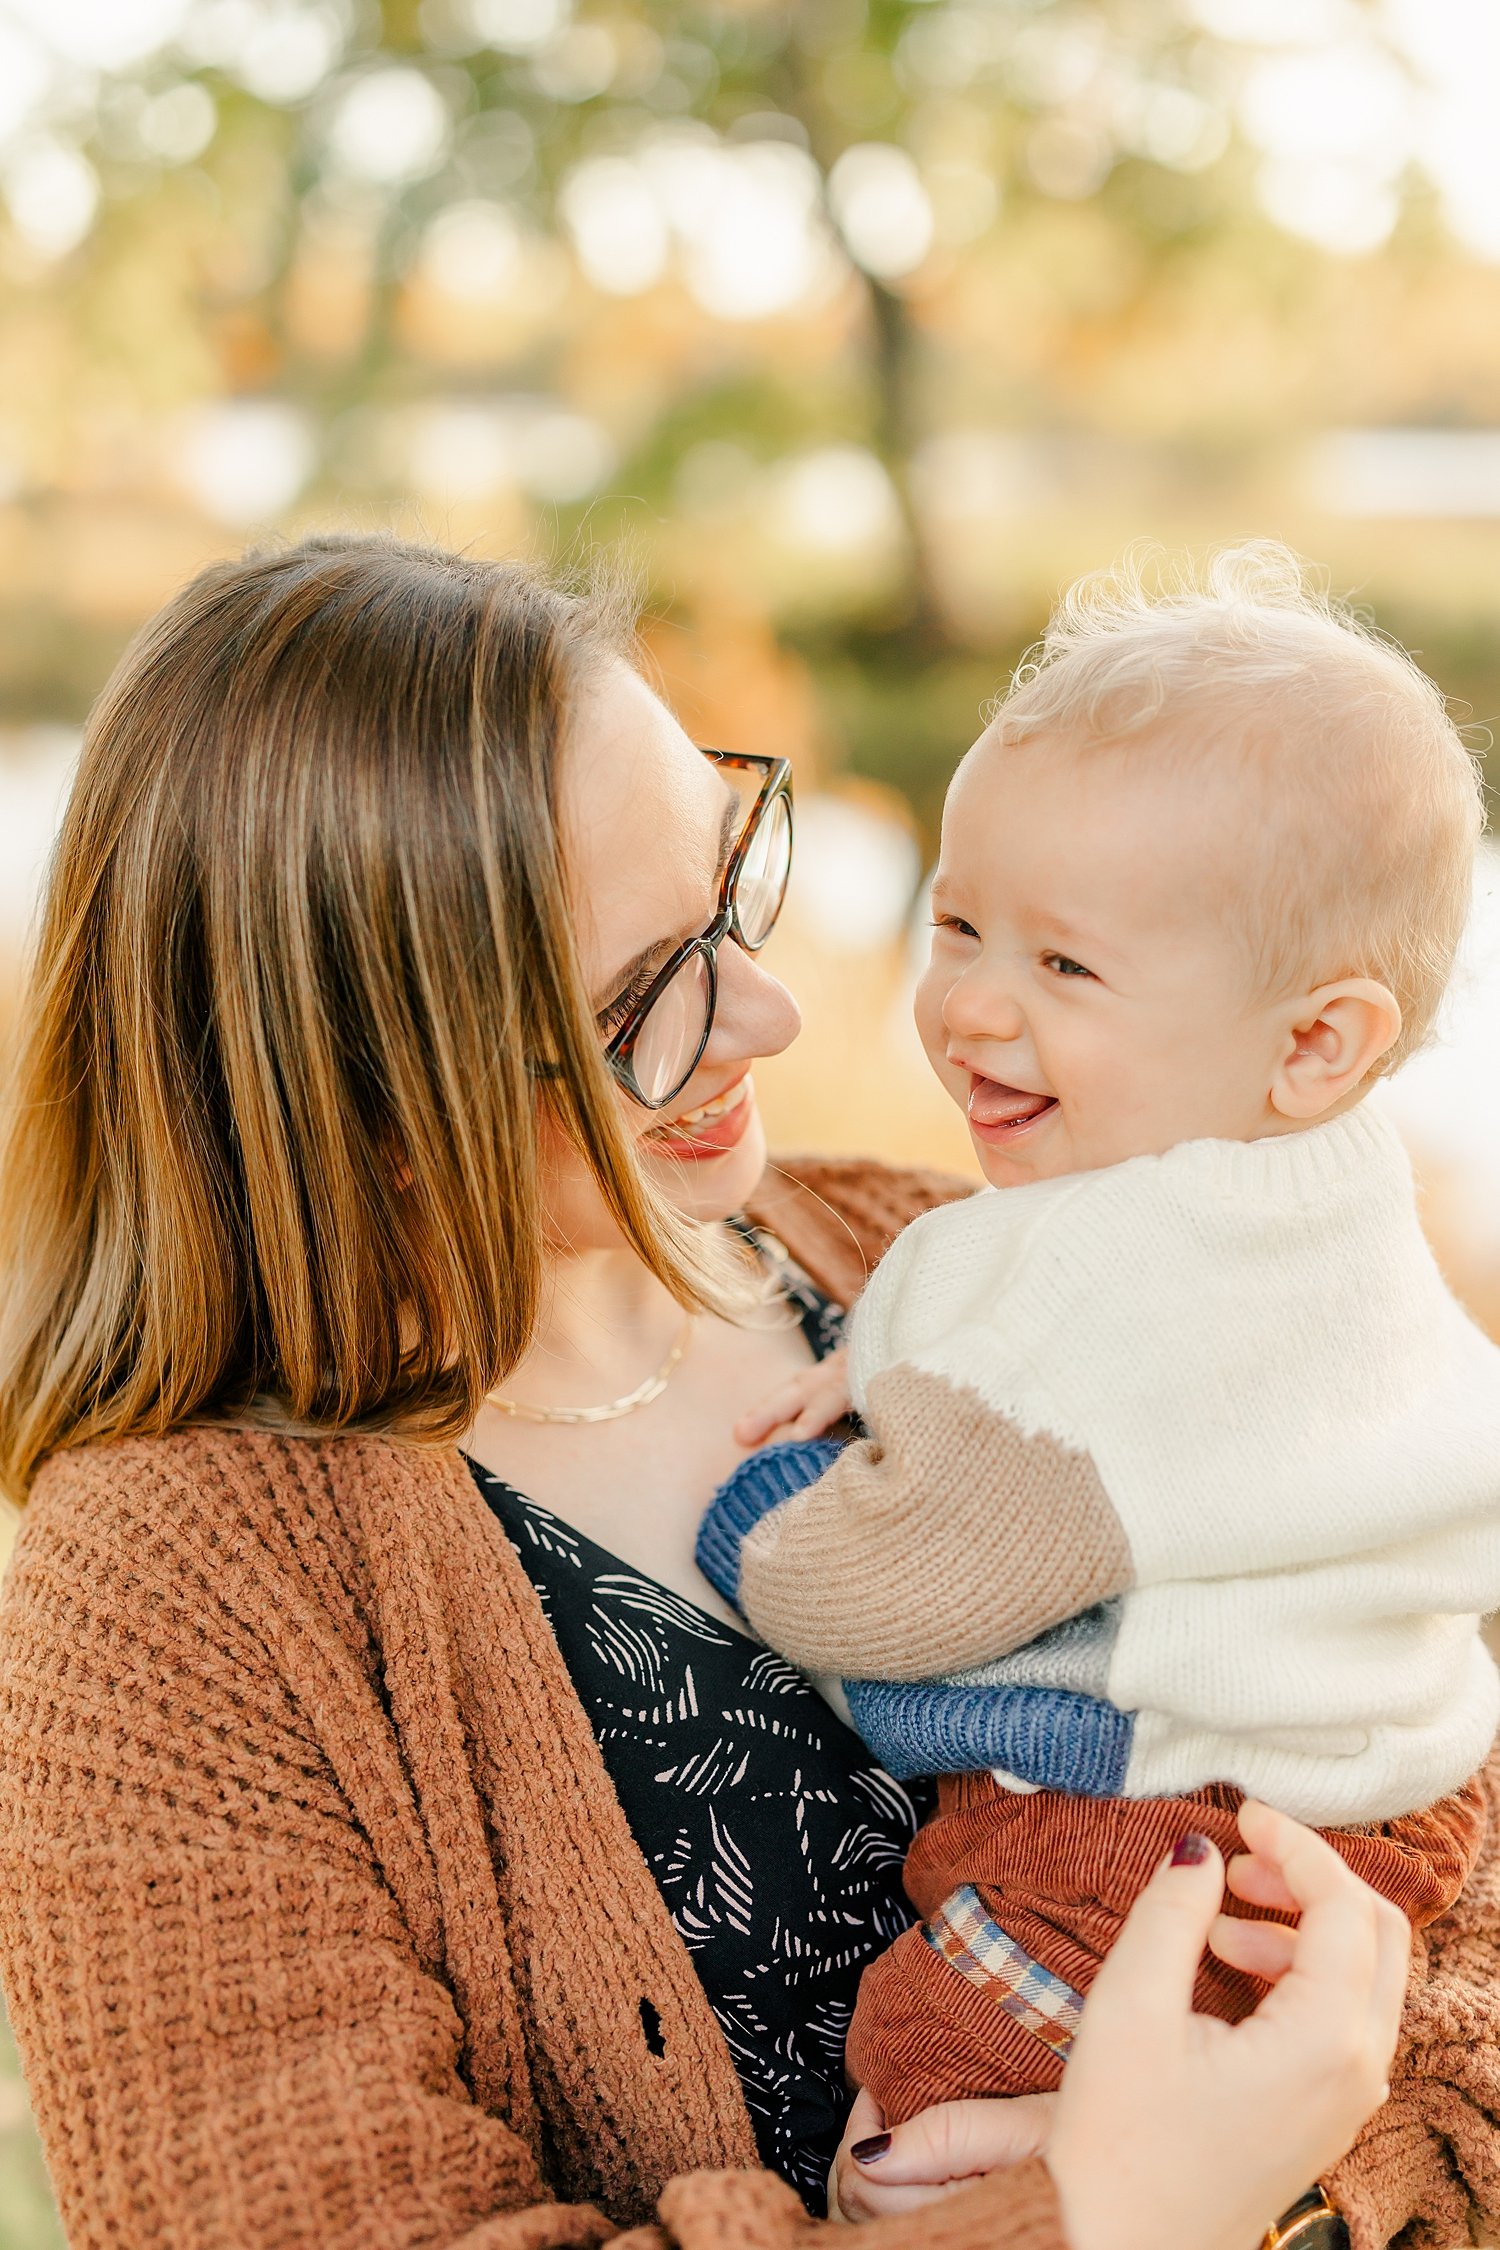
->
[485, 1315, 697, 1425]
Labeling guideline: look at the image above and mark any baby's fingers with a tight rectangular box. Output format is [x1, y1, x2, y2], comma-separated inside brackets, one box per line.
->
[784, 1384, 853, 1441]
[733, 1383, 810, 1446]
[782, 1411, 829, 1441]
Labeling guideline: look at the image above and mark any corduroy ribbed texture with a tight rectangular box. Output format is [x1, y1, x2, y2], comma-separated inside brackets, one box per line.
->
[0, 1156, 1496, 2250]
[849, 1770, 1489, 2126]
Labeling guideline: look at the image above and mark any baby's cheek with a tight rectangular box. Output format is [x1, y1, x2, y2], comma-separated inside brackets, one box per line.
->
[912, 964, 956, 1088]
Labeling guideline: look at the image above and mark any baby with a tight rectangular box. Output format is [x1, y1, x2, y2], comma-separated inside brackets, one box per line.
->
[696, 543, 1500, 2125]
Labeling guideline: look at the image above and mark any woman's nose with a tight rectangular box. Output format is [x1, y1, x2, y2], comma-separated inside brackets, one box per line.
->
[707, 942, 801, 1066]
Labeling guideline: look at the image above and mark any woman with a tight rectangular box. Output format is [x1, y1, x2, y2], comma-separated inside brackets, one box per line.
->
[0, 535, 1489, 2250]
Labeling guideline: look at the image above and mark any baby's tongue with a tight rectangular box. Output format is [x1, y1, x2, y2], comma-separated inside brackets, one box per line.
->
[968, 1077, 1053, 1129]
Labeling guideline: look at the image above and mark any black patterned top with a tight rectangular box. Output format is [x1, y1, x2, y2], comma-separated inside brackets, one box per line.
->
[466, 1243, 924, 2213]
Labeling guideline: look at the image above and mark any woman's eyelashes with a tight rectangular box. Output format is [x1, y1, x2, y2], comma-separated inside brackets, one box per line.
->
[597, 971, 657, 1036]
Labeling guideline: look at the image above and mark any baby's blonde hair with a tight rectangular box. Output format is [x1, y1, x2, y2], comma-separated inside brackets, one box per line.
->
[992, 541, 1485, 1072]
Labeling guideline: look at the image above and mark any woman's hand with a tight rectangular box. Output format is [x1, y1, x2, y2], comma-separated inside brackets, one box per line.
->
[734, 1345, 852, 1447]
[829, 2085, 1056, 2222]
[831, 1800, 1406, 2238]
[1048, 1799, 1410, 2250]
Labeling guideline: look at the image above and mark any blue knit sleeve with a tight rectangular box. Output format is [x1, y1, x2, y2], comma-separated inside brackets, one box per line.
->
[842, 1677, 1135, 1790]
[696, 1439, 843, 1609]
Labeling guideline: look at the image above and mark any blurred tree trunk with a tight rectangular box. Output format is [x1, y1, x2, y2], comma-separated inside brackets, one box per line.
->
[773, 26, 950, 650]
[868, 272, 946, 650]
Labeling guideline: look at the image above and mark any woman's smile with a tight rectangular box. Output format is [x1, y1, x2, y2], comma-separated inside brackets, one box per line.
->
[645, 1069, 756, 1161]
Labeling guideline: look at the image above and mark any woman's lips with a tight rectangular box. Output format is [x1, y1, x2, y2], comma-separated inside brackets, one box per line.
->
[645, 1073, 756, 1162]
[967, 1073, 1058, 1142]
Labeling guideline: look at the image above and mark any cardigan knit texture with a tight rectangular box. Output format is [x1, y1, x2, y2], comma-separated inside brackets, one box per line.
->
[713, 1106, 1500, 1825]
[1, 1156, 1499, 2250]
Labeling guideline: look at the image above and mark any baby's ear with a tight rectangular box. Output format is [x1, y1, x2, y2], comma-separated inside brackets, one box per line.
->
[1269, 979, 1403, 1121]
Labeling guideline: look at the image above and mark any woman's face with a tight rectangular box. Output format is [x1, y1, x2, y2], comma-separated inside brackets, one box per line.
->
[548, 659, 801, 1247]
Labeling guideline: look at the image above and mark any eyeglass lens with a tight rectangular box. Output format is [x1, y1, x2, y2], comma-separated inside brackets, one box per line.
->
[735, 791, 791, 948]
[631, 949, 714, 1107]
[630, 784, 791, 1105]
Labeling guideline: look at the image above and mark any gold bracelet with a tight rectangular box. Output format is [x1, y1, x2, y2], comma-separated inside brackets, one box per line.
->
[1262, 2185, 1348, 2249]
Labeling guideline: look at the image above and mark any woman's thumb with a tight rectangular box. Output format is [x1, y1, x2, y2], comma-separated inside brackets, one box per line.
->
[850, 2094, 1055, 2185]
[1083, 1831, 1225, 2036]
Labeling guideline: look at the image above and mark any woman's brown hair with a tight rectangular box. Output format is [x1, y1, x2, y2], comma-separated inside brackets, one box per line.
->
[0, 534, 742, 1501]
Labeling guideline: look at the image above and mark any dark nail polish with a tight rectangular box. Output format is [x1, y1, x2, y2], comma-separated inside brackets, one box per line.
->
[1170, 1832, 1212, 1867]
[851, 2133, 892, 2164]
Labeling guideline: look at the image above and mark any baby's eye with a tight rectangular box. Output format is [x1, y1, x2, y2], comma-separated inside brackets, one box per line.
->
[931, 914, 979, 940]
[1042, 952, 1094, 980]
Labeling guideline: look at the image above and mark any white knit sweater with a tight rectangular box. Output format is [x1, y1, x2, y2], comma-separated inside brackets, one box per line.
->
[737, 1104, 1500, 1823]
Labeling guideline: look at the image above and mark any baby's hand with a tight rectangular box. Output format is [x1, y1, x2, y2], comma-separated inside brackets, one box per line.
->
[734, 1347, 851, 1448]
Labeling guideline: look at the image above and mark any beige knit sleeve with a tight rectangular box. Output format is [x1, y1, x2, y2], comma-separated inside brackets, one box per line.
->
[736, 1363, 1132, 1682]
[1325, 1738, 1500, 2249]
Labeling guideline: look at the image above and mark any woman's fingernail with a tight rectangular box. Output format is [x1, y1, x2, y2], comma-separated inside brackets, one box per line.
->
[1170, 1832, 1212, 1867]
[850, 2133, 892, 2164]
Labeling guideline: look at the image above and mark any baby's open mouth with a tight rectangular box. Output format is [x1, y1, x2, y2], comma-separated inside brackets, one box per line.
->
[967, 1075, 1058, 1136]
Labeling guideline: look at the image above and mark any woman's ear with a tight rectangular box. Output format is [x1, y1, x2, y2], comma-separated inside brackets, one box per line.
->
[1269, 979, 1403, 1121]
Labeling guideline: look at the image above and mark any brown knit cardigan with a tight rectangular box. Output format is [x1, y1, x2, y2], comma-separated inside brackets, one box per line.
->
[0, 1156, 1498, 2250]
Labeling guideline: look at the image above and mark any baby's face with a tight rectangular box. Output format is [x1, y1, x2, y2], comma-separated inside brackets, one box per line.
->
[915, 727, 1293, 1189]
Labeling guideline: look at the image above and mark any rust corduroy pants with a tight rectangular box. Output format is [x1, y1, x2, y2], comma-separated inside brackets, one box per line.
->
[847, 1771, 1488, 2123]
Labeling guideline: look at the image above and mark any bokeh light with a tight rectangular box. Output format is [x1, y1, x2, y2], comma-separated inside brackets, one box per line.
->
[828, 142, 935, 279]
[171, 398, 315, 524]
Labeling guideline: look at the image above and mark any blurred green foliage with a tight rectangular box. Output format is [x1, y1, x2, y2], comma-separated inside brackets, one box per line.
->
[4, 0, 1500, 821]
[0, 2, 1493, 801]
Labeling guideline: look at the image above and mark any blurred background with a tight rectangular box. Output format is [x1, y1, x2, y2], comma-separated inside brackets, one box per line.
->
[2, 0, 1500, 2237]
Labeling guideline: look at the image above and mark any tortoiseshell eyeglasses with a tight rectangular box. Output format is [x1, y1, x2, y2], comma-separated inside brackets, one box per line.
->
[599, 749, 792, 1111]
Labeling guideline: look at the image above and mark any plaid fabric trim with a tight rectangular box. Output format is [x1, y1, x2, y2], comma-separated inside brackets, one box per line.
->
[922, 1884, 1084, 2058]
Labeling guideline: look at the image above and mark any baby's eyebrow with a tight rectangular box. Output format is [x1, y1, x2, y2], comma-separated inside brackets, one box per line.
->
[1033, 906, 1102, 944]
[1034, 912, 1126, 967]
